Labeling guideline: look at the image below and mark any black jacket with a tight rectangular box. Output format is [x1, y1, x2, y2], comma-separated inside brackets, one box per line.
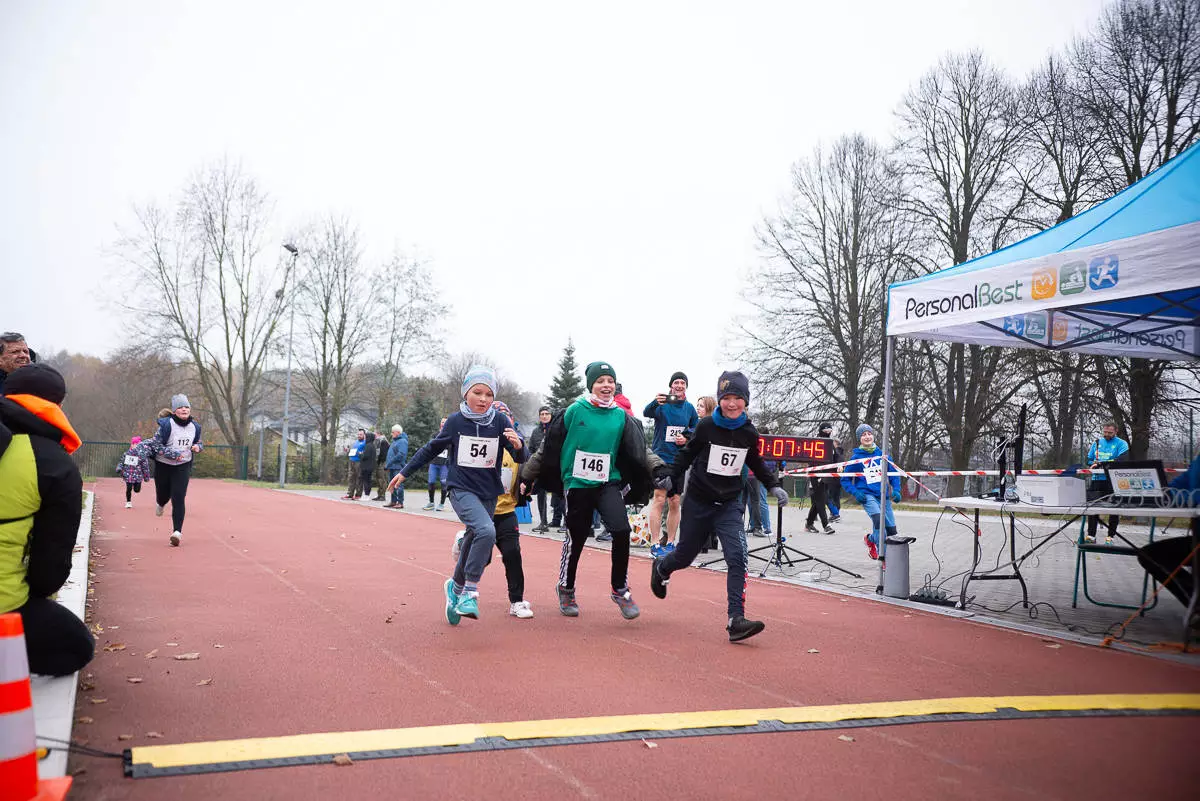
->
[359, 433, 378, 471]
[376, 436, 389, 466]
[672, 416, 780, 504]
[521, 410, 667, 505]
[0, 397, 83, 602]
[528, 422, 549, 459]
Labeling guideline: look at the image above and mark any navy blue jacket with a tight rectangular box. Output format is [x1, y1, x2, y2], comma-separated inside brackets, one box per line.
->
[399, 412, 527, 498]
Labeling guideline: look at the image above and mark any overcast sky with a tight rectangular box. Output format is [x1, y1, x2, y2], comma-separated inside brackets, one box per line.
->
[1, 0, 1107, 411]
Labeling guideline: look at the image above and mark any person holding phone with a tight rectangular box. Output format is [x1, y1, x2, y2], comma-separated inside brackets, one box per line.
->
[643, 371, 698, 554]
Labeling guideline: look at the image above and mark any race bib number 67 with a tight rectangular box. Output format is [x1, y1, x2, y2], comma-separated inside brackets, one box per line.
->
[706, 444, 747, 477]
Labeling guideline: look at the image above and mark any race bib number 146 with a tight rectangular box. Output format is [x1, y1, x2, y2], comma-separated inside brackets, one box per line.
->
[572, 451, 611, 482]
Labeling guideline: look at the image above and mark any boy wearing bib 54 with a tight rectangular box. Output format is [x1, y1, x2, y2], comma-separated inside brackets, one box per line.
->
[649, 371, 787, 642]
[388, 366, 526, 623]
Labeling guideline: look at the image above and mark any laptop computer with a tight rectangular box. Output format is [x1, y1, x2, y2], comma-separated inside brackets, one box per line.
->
[1103, 460, 1168, 502]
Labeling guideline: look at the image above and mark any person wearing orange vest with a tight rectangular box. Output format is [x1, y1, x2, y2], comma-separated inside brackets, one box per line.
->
[0, 364, 94, 676]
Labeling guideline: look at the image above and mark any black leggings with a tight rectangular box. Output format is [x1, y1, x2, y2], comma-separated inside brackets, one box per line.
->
[428, 484, 447, 505]
[560, 483, 631, 591]
[154, 461, 192, 532]
[125, 481, 142, 502]
[485, 512, 525, 602]
[16, 596, 94, 677]
[807, 481, 829, 527]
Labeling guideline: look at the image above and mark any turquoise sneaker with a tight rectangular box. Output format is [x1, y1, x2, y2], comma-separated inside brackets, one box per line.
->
[455, 592, 480, 620]
[444, 579, 461, 626]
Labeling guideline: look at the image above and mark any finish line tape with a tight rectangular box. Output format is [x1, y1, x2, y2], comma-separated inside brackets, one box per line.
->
[124, 693, 1200, 778]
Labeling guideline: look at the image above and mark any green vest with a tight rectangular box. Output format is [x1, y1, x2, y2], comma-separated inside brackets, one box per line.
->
[0, 434, 39, 612]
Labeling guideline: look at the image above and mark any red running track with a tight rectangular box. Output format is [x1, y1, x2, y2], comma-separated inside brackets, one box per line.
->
[68, 479, 1200, 800]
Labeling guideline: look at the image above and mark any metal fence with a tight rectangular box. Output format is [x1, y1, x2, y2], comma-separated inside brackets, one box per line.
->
[74, 442, 250, 481]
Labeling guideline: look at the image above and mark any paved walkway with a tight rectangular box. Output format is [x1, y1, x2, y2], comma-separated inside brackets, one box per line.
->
[294, 489, 1195, 653]
[70, 479, 1200, 800]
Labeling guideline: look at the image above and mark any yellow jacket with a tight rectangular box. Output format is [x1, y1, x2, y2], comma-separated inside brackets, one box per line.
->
[495, 450, 520, 517]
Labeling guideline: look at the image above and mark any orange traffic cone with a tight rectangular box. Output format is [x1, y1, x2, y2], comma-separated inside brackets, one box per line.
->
[0, 613, 71, 801]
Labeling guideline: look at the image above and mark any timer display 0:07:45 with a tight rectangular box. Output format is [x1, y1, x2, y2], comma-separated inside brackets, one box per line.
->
[756, 436, 831, 462]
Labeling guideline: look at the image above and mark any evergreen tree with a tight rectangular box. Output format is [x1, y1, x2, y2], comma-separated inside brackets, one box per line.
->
[404, 382, 444, 488]
[545, 339, 585, 410]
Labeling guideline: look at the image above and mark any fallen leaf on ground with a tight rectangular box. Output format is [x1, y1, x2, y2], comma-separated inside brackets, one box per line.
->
[89, 698, 108, 705]
[89, 624, 103, 635]
[146, 731, 163, 738]
[838, 735, 855, 743]
[103, 643, 126, 652]
[127, 677, 143, 684]
[79, 681, 95, 691]
[212, 644, 224, 648]
[165, 642, 179, 646]
[280, 569, 287, 574]
[70, 768, 87, 777]
[642, 739, 658, 749]
[117, 734, 133, 741]
[173, 652, 201, 661]
[196, 678, 213, 686]
[807, 648, 820, 654]
[1045, 643, 1062, 649]
[332, 754, 354, 766]
[145, 649, 158, 659]
[327, 586, 336, 590]
[385, 615, 394, 624]
[75, 716, 94, 725]
[109, 625, 120, 630]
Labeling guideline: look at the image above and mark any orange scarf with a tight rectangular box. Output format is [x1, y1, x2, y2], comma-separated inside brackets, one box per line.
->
[5, 394, 82, 454]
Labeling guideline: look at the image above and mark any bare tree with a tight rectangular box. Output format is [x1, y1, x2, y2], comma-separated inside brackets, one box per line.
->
[895, 51, 1030, 494]
[115, 161, 291, 447]
[367, 252, 448, 425]
[739, 134, 913, 434]
[293, 216, 372, 482]
[1071, 0, 1200, 458]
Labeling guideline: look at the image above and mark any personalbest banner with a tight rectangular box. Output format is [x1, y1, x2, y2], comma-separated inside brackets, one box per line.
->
[887, 220, 1200, 337]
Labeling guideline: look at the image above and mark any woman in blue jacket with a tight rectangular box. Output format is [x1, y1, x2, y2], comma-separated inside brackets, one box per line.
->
[840, 423, 901, 561]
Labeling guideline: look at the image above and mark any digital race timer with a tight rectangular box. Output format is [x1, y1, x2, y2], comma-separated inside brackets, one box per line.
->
[756, 435, 833, 463]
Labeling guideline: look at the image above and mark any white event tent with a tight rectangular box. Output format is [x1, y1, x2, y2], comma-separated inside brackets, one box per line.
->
[875, 141, 1200, 575]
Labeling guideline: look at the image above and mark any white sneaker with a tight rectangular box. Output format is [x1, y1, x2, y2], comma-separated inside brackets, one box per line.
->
[509, 601, 534, 619]
[169, 531, 181, 547]
[125, 502, 133, 509]
[155, 505, 164, 517]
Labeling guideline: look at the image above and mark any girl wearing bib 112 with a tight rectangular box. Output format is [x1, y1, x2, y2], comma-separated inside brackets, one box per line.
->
[521, 361, 669, 620]
[154, 394, 203, 547]
[388, 366, 526, 624]
[649, 371, 787, 642]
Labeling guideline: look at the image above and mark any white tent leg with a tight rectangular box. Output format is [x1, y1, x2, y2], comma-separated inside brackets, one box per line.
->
[878, 336, 896, 591]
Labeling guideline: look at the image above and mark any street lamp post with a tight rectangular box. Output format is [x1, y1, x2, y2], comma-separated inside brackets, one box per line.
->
[279, 243, 300, 487]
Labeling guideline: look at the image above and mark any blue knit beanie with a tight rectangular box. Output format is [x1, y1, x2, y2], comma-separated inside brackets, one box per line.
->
[461, 365, 497, 398]
[856, 423, 874, 439]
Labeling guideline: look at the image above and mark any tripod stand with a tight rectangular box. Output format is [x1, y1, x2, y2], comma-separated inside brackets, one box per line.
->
[746, 504, 863, 579]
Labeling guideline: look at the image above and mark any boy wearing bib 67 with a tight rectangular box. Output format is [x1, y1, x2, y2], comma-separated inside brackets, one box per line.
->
[649, 371, 787, 642]
[388, 366, 526, 623]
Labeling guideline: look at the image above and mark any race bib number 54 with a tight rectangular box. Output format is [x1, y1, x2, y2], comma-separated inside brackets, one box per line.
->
[457, 436, 499, 469]
[572, 451, 611, 482]
[707, 444, 747, 477]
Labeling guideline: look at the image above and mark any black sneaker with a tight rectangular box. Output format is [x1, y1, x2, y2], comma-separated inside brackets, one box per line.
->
[555, 525, 568, 534]
[533, 523, 549, 533]
[650, 557, 669, 599]
[822, 526, 836, 535]
[804, 524, 818, 533]
[727, 616, 765, 642]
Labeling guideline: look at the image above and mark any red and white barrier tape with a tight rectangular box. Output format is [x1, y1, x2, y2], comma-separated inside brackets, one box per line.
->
[788, 467, 1184, 477]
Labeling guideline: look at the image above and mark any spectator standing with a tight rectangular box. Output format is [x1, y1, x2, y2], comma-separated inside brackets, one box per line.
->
[0, 333, 35, 394]
[372, 431, 390, 500]
[358, 432, 378, 500]
[0, 364, 93, 675]
[643, 371, 698, 552]
[343, 429, 366, 500]
[819, 422, 843, 521]
[385, 425, 409, 508]
[1085, 422, 1129, 544]
[528, 406, 554, 532]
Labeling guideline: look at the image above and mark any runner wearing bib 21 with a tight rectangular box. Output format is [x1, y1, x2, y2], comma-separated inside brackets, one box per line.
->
[389, 365, 527, 625]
